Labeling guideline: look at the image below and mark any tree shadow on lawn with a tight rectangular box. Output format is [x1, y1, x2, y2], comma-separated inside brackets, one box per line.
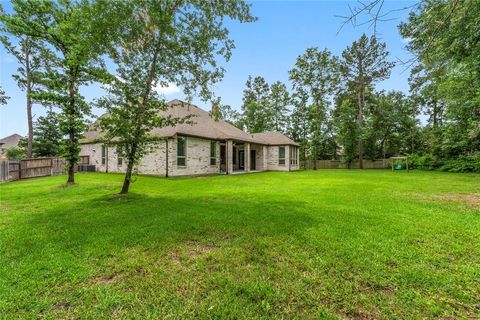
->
[1, 192, 331, 317]
[3, 190, 316, 272]
[3, 182, 480, 319]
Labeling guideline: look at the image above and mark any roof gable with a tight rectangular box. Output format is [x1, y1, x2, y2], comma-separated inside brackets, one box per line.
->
[0, 134, 24, 148]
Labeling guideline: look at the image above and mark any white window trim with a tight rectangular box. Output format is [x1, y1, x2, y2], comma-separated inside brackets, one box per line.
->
[210, 141, 217, 166]
[177, 136, 187, 168]
[279, 145, 286, 165]
[101, 144, 106, 165]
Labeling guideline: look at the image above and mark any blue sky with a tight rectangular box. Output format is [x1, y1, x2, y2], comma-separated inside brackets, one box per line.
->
[0, 0, 414, 137]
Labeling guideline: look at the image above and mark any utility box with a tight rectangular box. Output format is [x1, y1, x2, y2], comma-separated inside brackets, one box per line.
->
[78, 164, 96, 172]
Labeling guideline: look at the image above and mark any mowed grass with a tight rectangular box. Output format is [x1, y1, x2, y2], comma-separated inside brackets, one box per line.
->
[0, 170, 479, 319]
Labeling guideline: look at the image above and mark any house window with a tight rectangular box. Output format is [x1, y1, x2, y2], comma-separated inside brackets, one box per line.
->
[290, 147, 297, 165]
[117, 147, 123, 166]
[101, 144, 106, 165]
[210, 141, 216, 165]
[177, 136, 186, 166]
[233, 146, 237, 165]
[279, 146, 285, 165]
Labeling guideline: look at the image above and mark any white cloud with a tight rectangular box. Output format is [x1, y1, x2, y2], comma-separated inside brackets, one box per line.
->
[155, 82, 180, 96]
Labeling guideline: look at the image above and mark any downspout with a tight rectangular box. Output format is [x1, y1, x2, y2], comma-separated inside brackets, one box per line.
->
[165, 138, 169, 178]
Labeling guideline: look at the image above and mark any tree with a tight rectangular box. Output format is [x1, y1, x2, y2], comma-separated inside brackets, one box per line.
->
[363, 90, 420, 159]
[268, 81, 290, 133]
[400, 1, 480, 158]
[5, 145, 26, 160]
[210, 97, 242, 128]
[100, 0, 255, 194]
[343, 1, 480, 163]
[340, 34, 394, 168]
[288, 91, 310, 165]
[31, 109, 62, 157]
[289, 48, 340, 169]
[241, 76, 272, 133]
[0, 33, 43, 158]
[1, 0, 127, 184]
[333, 92, 359, 168]
[0, 86, 8, 105]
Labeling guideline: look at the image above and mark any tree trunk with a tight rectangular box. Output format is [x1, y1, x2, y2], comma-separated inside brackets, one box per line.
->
[25, 40, 33, 158]
[66, 70, 77, 184]
[312, 144, 317, 170]
[357, 89, 364, 169]
[411, 134, 414, 154]
[119, 40, 162, 193]
[382, 139, 386, 159]
[121, 145, 137, 194]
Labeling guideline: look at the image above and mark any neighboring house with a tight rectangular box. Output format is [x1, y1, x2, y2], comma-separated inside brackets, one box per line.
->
[0, 133, 24, 156]
[80, 99, 300, 177]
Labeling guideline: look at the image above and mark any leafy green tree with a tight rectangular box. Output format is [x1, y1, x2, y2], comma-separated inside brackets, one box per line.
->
[0, 33, 44, 158]
[333, 92, 359, 167]
[340, 34, 394, 168]
[241, 76, 272, 133]
[210, 97, 243, 128]
[364, 90, 420, 159]
[289, 48, 340, 169]
[400, 0, 480, 158]
[268, 81, 290, 133]
[288, 91, 310, 166]
[5, 144, 26, 160]
[100, 0, 255, 194]
[1, 0, 126, 184]
[31, 110, 62, 157]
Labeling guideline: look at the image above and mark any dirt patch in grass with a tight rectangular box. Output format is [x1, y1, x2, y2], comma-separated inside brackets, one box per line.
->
[92, 272, 121, 285]
[357, 280, 395, 297]
[408, 192, 480, 211]
[53, 302, 70, 311]
[168, 240, 220, 266]
[438, 193, 480, 210]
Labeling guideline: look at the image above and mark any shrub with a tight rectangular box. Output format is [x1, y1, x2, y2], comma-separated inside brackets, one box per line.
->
[409, 153, 443, 170]
[5, 146, 26, 160]
[440, 154, 480, 173]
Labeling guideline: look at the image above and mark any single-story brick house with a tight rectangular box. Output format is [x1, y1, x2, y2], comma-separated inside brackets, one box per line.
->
[80, 99, 300, 177]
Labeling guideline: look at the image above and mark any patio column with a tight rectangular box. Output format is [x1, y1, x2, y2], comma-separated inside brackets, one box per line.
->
[245, 142, 250, 172]
[263, 145, 268, 171]
[286, 145, 291, 171]
[226, 140, 233, 174]
[297, 146, 300, 168]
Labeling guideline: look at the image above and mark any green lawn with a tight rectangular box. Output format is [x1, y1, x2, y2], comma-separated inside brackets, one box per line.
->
[0, 170, 479, 319]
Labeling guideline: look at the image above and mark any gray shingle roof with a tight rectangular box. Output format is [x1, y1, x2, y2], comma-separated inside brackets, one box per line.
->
[0, 133, 23, 149]
[82, 99, 299, 146]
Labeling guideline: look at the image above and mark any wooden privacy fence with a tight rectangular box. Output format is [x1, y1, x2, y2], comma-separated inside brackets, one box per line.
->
[0, 157, 66, 182]
[302, 159, 390, 169]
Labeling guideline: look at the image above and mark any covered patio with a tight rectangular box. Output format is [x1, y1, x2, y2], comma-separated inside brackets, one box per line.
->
[219, 140, 267, 174]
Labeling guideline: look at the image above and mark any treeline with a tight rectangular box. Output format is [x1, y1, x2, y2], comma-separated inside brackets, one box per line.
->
[1, 0, 255, 193]
[212, 1, 479, 172]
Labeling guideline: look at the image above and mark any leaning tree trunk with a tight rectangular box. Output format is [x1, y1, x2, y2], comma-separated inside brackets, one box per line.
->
[119, 40, 161, 194]
[121, 145, 137, 194]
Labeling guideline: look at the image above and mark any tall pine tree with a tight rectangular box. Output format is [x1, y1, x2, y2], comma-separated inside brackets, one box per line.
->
[340, 34, 394, 168]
